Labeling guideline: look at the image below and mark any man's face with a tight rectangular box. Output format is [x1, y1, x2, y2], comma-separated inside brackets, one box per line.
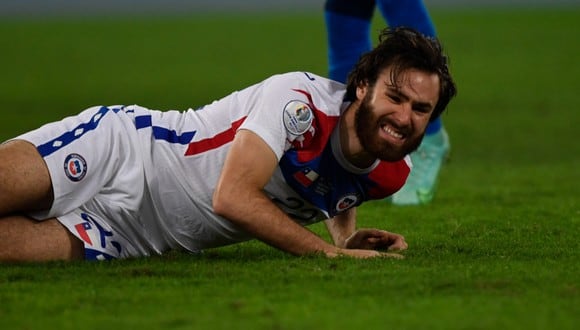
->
[355, 67, 440, 162]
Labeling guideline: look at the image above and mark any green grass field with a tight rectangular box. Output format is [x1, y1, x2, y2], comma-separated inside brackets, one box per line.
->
[1, 8, 579, 330]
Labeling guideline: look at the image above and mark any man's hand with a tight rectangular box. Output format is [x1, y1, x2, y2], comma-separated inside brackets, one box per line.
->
[344, 229, 408, 251]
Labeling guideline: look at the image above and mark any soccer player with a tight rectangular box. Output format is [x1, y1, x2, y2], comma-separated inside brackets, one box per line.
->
[325, 0, 450, 205]
[0, 28, 456, 262]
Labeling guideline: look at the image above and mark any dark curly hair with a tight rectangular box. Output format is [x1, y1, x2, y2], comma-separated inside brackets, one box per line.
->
[345, 27, 457, 121]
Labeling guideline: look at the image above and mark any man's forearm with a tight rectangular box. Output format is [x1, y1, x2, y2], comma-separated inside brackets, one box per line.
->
[214, 188, 339, 256]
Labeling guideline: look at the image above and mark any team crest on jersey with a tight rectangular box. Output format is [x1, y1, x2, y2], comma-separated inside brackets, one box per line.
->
[283, 100, 313, 136]
[64, 153, 87, 182]
[336, 194, 359, 212]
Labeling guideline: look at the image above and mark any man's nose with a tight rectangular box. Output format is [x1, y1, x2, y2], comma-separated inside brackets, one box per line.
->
[392, 103, 412, 127]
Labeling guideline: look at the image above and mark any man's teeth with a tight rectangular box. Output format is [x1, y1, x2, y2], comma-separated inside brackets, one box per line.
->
[383, 125, 403, 139]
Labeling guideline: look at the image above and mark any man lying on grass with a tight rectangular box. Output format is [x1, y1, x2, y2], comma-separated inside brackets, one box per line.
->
[0, 28, 456, 262]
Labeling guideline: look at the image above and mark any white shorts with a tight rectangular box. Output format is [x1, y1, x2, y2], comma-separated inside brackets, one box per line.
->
[16, 105, 165, 260]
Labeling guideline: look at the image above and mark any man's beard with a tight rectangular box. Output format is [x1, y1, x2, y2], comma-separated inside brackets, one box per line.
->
[355, 93, 424, 162]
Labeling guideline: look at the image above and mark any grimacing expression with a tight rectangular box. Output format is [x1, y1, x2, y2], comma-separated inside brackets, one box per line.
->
[355, 68, 440, 162]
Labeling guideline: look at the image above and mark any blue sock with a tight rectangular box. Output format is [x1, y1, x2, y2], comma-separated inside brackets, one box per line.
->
[378, 0, 440, 134]
[425, 117, 442, 135]
[324, 0, 375, 83]
[376, 0, 436, 37]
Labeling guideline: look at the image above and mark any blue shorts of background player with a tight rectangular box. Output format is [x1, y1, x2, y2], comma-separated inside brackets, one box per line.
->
[324, 0, 451, 205]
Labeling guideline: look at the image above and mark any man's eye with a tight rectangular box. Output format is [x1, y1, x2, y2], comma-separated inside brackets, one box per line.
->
[388, 95, 401, 103]
[413, 106, 430, 114]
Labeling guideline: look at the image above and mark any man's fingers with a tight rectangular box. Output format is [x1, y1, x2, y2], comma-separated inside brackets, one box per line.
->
[368, 235, 407, 251]
[367, 237, 381, 244]
[345, 229, 408, 251]
[386, 238, 408, 251]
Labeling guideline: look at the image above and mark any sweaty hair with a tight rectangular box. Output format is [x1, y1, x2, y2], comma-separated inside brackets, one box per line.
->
[345, 27, 457, 121]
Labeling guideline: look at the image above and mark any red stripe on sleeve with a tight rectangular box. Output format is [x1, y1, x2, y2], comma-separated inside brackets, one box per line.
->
[184, 117, 246, 156]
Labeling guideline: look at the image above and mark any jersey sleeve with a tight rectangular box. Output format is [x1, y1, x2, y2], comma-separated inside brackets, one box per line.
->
[238, 73, 319, 161]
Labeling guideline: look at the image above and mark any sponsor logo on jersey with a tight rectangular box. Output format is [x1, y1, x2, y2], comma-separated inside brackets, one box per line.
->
[336, 194, 359, 212]
[283, 100, 314, 136]
[63, 153, 87, 182]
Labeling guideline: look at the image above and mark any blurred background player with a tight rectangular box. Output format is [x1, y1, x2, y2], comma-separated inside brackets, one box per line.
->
[324, 0, 450, 205]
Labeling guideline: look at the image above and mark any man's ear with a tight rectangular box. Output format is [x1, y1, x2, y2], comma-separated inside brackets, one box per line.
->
[356, 81, 368, 101]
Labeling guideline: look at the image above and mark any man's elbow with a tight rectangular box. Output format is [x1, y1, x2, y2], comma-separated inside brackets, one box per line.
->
[211, 186, 232, 218]
[212, 185, 263, 228]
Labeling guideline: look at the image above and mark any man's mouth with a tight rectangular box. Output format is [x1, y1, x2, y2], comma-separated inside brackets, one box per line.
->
[381, 124, 404, 140]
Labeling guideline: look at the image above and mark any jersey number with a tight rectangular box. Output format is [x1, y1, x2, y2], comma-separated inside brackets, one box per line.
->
[272, 197, 319, 223]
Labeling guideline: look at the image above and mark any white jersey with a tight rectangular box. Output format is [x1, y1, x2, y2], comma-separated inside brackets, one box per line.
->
[17, 72, 410, 260]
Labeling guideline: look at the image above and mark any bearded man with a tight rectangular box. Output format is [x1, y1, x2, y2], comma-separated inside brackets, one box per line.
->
[0, 27, 456, 262]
